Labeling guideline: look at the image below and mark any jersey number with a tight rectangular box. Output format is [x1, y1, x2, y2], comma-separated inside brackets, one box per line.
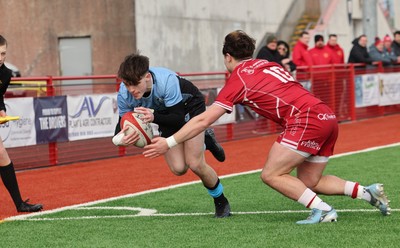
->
[263, 66, 294, 83]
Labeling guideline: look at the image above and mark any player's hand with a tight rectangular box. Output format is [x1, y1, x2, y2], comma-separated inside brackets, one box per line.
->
[0, 110, 8, 124]
[134, 107, 154, 123]
[112, 126, 140, 146]
[143, 137, 169, 158]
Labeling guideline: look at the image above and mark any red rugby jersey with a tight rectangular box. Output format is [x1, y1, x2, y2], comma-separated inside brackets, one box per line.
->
[214, 59, 322, 126]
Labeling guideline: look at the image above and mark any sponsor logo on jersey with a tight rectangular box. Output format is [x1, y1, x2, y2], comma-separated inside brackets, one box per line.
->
[241, 67, 254, 75]
[300, 140, 321, 150]
[317, 113, 336, 120]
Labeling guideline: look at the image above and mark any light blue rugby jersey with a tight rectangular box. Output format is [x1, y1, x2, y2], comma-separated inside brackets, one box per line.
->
[117, 67, 183, 117]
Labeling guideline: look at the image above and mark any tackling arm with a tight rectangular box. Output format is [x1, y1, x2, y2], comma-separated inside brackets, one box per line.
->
[143, 104, 226, 158]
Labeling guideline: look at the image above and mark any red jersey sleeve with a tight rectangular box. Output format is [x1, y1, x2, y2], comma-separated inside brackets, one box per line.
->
[214, 71, 245, 113]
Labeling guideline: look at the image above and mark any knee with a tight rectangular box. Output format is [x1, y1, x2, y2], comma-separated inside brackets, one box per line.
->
[301, 180, 318, 191]
[169, 165, 189, 176]
[188, 162, 203, 174]
[260, 170, 274, 186]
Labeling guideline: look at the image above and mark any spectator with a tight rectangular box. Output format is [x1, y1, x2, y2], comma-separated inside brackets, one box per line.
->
[383, 34, 400, 64]
[292, 31, 313, 67]
[369, 37, 391, 66]
[256, 35, 282, 64]
[277, 40, 296, 72]
[325, 34, 345, 64]
[309, 35, 333, 65]
[392, 30, 400, 56]
[347, 35, 374, 65]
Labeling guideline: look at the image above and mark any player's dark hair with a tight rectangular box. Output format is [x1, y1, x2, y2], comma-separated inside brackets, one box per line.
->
[222, 30, 255, 60]
[329, 34, 337, 38]
[394, 30, 400, 36]
[0, 35, 7, 46]
[118, 52, 149, 86]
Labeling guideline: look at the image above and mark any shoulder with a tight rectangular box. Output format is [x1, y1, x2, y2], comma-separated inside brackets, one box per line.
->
[150, 67, 178, 85]
[150, 67, 177, 77]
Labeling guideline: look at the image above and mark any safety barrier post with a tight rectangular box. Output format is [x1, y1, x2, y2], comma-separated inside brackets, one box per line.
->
[46, 76, 58, 165]
[46, 75, 55, 97]
[330, 64, 336, 113]
[348, 64, 356, 121]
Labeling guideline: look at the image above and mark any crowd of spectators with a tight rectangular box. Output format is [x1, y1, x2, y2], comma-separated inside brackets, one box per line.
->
[256, 30, 400, 74]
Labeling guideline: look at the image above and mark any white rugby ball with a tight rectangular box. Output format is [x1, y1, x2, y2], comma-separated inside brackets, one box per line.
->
[119, 111, 153, 148]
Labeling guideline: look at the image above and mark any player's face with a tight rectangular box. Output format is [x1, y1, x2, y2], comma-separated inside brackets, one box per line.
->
[125, 72, 152, 99]
[0, 44, 7, 67]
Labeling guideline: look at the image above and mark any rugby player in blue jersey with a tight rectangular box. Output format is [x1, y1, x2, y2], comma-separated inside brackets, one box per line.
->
[113, 53, 230, 218]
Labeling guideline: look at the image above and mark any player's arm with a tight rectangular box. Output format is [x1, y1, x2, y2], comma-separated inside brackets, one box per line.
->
[143, 104, 226, 158]
[113, 90, 140, 146]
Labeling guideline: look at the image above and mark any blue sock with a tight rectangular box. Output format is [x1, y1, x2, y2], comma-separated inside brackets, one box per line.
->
[206, 179, 223, 198]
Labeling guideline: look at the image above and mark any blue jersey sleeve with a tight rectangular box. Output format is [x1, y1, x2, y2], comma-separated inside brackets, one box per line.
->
[117, 83, 134, 117]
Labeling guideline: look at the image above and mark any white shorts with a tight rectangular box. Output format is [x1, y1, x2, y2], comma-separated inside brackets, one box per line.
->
[282, 143, 329, 163]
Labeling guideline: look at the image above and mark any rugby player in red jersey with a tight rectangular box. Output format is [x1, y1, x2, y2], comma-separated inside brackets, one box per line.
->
[144, 30, 391, 224]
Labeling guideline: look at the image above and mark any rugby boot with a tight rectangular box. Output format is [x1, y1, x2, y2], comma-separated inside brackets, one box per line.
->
[296, 208, 338, 224]
[204, 128, 225, 162]
[17, 199, 43, 212]
[365, 183, 391, 216]
[214, 196, 231, 218]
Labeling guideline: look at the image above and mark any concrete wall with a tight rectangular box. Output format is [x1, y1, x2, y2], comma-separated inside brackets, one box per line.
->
[1, 0, 136, 77]
[135, 0, 293, 72]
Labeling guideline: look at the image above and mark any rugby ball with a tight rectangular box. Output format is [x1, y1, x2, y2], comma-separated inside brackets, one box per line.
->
[119, 111, 153, 148]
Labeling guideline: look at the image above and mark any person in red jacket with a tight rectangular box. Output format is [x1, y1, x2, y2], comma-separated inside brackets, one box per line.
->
[309, 35, 333, 65]
[325, 34, 345, 64]
[292, 31, 313, 80]
[292, 31, 313, 67]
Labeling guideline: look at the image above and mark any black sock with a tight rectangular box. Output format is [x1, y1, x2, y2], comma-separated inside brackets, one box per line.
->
[214, 193, 228, 205]
[0, 162, 23, 207]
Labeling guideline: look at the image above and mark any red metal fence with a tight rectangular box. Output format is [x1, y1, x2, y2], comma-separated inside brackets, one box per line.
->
[6, 64, 400, 170]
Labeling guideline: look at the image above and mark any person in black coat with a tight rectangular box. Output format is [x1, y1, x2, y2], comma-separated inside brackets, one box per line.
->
[256, 35, 282, 64]
[392, 30, 400, 57]
[347, 35, 374, 65]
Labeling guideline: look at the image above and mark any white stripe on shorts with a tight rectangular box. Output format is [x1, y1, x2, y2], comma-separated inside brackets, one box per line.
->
[280, 138, 298, 150]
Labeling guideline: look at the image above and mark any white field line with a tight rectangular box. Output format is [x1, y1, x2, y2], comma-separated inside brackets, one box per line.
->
[5, 142, 399, 221]
[7, 207, 400, 222]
